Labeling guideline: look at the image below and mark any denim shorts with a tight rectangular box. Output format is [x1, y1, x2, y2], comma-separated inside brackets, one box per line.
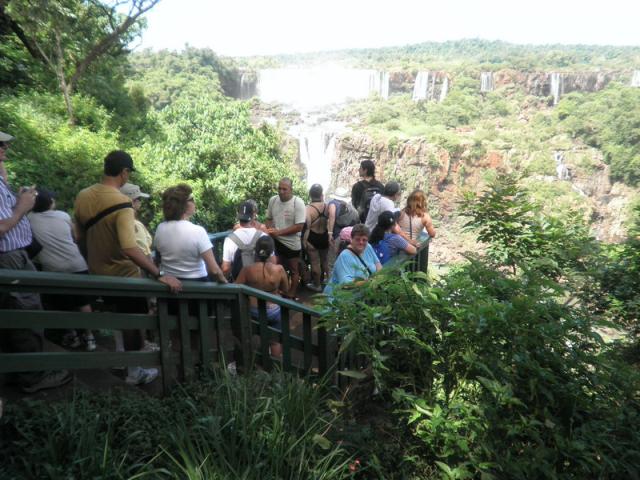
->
[250, 304, 282, 330]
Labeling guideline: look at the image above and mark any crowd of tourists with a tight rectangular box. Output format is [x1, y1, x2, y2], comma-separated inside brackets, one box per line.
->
[0, 130, 435, 393]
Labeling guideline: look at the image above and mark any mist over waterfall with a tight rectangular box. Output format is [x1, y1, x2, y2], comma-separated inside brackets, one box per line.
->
[256, 67, 389, 110]
[480, 72, 494, 92]
[632, 70, 640, 87]
[550, 72, 564, 105]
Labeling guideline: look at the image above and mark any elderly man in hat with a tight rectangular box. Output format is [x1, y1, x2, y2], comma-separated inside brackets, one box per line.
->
[75, 150, 181, 386]
[0, 131, 72, 393]
[120, 183, 153, 258]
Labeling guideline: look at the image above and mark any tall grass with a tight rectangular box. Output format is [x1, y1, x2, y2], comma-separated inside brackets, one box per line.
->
[0, 369, 352, 479]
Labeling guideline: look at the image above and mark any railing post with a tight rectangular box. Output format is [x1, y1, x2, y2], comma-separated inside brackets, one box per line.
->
[317, 322, 336, 381]
[198, 300, 212, 371]
[231, 291, 253, 372]
[157, 298, 173, 394]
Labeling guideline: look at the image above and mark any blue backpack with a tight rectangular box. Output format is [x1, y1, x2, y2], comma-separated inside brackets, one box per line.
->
[373, 239, 393, 265]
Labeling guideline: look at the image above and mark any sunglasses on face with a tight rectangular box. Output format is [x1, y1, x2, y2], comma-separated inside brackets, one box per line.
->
[0, 142, 9, 149]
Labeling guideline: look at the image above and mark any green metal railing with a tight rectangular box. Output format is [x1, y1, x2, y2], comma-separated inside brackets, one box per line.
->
[0, 236, 429, 394]
[0, 270, 334, 393]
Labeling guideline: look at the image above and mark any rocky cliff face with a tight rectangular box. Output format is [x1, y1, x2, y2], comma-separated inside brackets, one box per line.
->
[331, 134, 635, 264]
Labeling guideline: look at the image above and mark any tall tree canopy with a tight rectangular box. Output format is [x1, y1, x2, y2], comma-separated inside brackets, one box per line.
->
[1, 0, 160, 124]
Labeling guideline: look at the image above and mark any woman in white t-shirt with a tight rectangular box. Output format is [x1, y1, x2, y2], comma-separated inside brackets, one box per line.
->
[154, 184, 226, 284]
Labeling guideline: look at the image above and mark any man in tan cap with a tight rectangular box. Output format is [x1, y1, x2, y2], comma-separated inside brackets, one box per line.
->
[0, 131, 72, 393]
[120, 183, 153, 257]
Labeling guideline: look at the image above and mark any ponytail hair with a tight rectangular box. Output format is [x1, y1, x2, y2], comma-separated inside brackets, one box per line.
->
[255, 235, 274, 262]
[370, 211, 396, 245]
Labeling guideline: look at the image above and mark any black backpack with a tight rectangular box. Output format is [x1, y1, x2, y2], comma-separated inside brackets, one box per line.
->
[229, 230, 263, 280]
[358, 182, 382, 222]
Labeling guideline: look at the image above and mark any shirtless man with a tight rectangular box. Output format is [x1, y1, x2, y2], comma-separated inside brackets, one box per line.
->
[235, 236, 289, 357]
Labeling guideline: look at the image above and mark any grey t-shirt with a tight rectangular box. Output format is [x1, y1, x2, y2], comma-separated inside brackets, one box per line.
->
[28, 210, 88, 273]
[267, 195, 306, 251]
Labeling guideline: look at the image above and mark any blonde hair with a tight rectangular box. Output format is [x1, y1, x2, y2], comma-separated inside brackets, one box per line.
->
[404, 189, 428, 217]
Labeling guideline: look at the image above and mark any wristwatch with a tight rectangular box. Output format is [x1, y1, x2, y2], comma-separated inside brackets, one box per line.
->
[156, 269, 165, 279]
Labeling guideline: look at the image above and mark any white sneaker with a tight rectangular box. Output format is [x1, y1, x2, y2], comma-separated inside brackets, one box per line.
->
[125, 367, 159, 386]
[141, 340, 160, 352]
[227, 361, 237, 376]
[84, 334, 97, 352]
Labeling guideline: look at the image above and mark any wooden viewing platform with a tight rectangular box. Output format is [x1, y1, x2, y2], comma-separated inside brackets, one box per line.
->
[0, 235, 429, 399]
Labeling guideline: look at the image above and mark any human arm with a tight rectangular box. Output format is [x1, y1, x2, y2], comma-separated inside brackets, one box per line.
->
[278, 265, 290, 296]
[422, 213, 436, 239]
[267, 223, 303, 237]
[202, 248, 227, 283]
[122, 246, 182, 293]
[0, 187, 36, 237]
[327, 202, 337, 244]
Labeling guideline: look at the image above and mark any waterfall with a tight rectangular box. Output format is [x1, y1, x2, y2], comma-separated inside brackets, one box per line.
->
[550, 73, 564, 105]
[239, 72, 254, 99]
[631, 70, 640, 87]
[439, 77, 449, 102]
[369, 71, 390, 99]
[554, 151, 570, 180]
[290, 120, 346, 191]
[412, 71, 430, 101]
[480, 72, 494, 92]
[256, 67, 389, 110]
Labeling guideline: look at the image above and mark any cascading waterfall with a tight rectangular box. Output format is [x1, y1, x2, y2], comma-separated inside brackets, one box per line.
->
[550, 72, 564, 105]
[480, 72, 494, 92]
[369, 71, 390, 99]
[439, 77, 449, 102]
[554, 151, 570, 180]
[412, 71, 430, 101]
[631, 70, 640, 87]
[290, 120, 346, 191]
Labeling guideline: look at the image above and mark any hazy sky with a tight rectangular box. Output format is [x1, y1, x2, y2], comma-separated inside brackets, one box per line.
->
[138, 0, 639, 56]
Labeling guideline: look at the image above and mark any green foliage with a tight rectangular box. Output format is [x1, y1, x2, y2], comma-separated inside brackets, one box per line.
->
[0, 370, 352, 479]
[128, 47, 239, 110]
[0, 91, 117, 210]
[556, 84, 640, 185]
[460, 174, 594, 277]
[318, 176, 640, 478]
[136, 96, 300, 231]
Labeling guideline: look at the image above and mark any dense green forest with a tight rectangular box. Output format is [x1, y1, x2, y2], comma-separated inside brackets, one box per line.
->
[240, 38, 640, 71]
[2, 1, 640, 478]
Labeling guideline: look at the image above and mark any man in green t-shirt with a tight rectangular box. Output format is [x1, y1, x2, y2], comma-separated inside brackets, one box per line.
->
[265, 178, 305, 300]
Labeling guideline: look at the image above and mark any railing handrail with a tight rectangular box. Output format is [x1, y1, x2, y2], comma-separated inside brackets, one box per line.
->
[0, 269, 322, 316]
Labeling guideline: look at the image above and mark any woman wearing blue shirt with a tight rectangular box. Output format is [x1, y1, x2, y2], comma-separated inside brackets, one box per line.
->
[370, 211, 417, 265]
[324, 224, 382, 296]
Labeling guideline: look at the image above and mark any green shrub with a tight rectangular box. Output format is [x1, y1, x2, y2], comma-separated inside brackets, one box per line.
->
[318, 175, 640, 478]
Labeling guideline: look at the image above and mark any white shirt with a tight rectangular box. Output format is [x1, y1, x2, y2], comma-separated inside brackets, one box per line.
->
[365, 194, 397, 231]
[154, 220, 212, 278]
[222, 227, 268, 262]
[28, 210, 88, 273]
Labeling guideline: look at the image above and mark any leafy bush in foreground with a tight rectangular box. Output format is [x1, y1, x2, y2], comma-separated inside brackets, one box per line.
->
[320, 176, 640, 478]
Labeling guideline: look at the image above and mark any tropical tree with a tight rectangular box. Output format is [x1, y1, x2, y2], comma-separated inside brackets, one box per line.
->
[1, 0, 160, 124]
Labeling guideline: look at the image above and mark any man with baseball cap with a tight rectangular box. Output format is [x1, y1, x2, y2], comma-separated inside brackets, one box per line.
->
[0, 131, 72, 393]
[119, 183, 152, 257]
[75, 150, 181, 386]
[222, 200, 269, 280]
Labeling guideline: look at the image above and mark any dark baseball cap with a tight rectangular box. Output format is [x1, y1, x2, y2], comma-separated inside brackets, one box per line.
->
[104, 150, 135, 176]
[33, 188, 56, 213]
[237, 201, 256, 222]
